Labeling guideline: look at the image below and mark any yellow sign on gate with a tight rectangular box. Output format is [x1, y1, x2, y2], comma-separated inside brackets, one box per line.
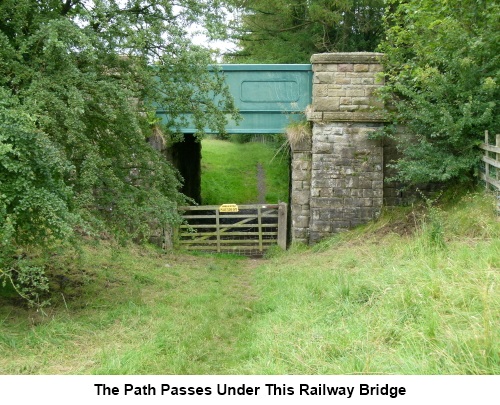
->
[219, 204, 239, 213]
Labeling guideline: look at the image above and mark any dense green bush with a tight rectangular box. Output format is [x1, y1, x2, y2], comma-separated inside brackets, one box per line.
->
[378, 0, 500, 185]
[0, 0, 236, 305]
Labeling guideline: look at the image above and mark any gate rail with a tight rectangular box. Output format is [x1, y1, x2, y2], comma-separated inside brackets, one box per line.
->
[176, 203, 287, 256]
[480, 130, 500, 212]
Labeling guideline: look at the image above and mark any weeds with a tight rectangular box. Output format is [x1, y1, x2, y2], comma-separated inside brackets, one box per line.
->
[0, 262, 50, 310]
[285, 120, 312, 150]
[271, 120, 312, 161]
[418, 190, 446, 250]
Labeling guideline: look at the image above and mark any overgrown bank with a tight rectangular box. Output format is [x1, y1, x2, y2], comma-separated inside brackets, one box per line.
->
[238, 192, 500, 374]
[0, 191, 498, 374]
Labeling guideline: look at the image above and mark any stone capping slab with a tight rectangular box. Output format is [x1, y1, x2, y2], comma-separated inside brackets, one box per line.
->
[307, 111, 389, 123]
[311, 52, 385, 64]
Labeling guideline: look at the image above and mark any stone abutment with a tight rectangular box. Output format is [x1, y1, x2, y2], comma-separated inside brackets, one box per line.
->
[291, 52, 387, 244]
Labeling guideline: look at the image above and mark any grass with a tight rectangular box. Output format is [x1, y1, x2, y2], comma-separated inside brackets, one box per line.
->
[0, 245, 257, 374]
[239, 192, 500, 374]
[200, 138, 289, 205]
[0, 191, 499, 374]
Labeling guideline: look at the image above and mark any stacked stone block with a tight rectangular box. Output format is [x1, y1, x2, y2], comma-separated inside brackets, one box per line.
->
[290, 137, 312, 244]
[309, 53, 385, 122]
[290, 52, 387, 244]
[308, 122, 384, 242]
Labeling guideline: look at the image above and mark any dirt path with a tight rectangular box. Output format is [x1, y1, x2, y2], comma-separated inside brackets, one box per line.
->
[256, 163, 266, 203]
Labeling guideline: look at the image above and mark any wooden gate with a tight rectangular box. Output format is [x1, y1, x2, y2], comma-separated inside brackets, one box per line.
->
[177, 203, 287, 256]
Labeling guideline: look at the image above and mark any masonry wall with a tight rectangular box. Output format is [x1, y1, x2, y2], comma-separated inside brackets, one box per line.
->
[290, 52, 387, 244]
[290, 136, 312, 244]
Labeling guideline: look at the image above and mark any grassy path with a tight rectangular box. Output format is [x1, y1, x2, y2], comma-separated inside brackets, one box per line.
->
[200, 139, 288, 205]
[256, 163, 266, 203]
[0, 246, 260, 374]
[1, 193, 499, 375]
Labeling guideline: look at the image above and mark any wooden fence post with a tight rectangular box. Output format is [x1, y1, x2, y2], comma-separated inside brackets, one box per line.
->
[480, 130, 500, 213]
[496, 134, 500, 183]
[485, 130, 490, 190]
[216, 208, 221, 253]
[496, 134, 500, 213]
[173, 226, 179, 249]
[277, 202, 288, 250]
[257, 206, 263, 252]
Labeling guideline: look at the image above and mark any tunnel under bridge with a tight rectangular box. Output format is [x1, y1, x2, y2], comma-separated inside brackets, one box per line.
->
[156, 53, 392, 247]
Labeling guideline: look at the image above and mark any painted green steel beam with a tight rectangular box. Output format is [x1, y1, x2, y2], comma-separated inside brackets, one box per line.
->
[156, 64, 313, 134]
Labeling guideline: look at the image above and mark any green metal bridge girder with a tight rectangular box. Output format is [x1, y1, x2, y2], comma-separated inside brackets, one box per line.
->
[156, 64, 313, 134]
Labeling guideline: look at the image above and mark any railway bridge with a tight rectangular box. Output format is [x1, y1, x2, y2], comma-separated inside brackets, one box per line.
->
[157, 52, 396, 246]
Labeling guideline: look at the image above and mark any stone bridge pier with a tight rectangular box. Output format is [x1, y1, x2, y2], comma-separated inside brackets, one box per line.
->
[291, 52, 387, 244]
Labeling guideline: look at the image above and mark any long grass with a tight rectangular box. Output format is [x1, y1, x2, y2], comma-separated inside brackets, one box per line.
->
[0, 192, 498, 374]
[0, 246, 257, 374]
[232, 192, 500, 374]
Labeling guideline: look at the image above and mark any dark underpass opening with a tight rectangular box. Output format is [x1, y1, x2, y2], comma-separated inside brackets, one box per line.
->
[166, 133, 202, 205]
[166, 134, 292, 254]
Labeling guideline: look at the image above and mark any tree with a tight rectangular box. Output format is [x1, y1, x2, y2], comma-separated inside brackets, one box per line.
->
[228, 0, 385, 63]
[0, 0, 237, 304]
[378, 0, 500, 185]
